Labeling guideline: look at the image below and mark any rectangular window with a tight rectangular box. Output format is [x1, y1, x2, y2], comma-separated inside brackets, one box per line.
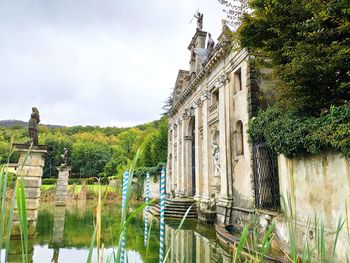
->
[234, 68, 242, 94]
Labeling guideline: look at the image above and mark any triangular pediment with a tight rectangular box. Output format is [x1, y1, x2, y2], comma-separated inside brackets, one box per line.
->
[172, 70, 190, 104]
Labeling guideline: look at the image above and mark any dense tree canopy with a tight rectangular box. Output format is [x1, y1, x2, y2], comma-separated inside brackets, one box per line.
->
[0, 117, 168, 179]
[237, 0, 350, 115]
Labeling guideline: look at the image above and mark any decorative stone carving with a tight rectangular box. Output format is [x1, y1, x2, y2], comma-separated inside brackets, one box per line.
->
[174, 124, 178, 137]
[214, 73, 230, 89]
[195, 98, 203, 108]
[201, 90, 211, 101]
[184, 136, 192, 141]
[210, 124, 218, 134]
[212, 141, 220, 176]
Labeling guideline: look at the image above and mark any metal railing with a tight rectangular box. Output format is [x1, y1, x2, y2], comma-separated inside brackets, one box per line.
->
[253, 142, 280, 211]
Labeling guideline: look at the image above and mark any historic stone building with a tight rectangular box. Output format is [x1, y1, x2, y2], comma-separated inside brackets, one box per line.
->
[166, 17, 262, 224]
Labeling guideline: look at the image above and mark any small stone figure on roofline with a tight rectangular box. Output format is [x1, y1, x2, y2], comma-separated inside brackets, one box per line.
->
[195, 12, 203, 31]
[28, 107, 40, 145]
[207, 33, 215, 52]
[61, 148, 68, 166]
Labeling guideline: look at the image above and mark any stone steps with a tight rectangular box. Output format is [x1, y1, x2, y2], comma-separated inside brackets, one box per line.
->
[150, 197, 198, 220]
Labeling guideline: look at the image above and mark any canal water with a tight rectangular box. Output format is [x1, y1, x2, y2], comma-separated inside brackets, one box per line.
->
[3, 201, 232, 263]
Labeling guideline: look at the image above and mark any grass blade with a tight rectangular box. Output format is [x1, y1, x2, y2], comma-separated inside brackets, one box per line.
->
[4, 192, 16, 262]
[235, 224, 249, 261]
[86, 226, 97, 263]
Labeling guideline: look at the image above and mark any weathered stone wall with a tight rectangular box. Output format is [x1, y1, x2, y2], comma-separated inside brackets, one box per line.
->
[143, 177, 160, 199]
[277, 152, 350, 261]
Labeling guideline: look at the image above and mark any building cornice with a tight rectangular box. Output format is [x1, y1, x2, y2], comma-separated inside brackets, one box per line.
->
[168, 43, 229, 117]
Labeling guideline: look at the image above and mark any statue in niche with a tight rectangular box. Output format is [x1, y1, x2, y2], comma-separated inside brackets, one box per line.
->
[207, 33, 215, 52]
[212, 141, 220, 176]
[60, 148, 68, 166]
[194, 12, 203, 31]
[28, 107, 40, 145]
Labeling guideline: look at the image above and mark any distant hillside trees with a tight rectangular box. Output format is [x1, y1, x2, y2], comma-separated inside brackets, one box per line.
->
[0, 117, 168, 179]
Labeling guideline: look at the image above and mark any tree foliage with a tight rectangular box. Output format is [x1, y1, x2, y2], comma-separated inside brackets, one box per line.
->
[248, 105, 350, 158]
[0, 117, 168, 179]
[237, 0, 350, 115]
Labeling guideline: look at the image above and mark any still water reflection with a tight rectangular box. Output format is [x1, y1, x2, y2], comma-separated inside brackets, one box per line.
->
[4, 201, 231, 263]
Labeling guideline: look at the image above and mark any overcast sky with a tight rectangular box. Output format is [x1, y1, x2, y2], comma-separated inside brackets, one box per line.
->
[0, 0, 224, 127]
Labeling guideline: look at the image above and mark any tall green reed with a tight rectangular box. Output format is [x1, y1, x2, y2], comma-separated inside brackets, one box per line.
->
[0, 139, 31, 263]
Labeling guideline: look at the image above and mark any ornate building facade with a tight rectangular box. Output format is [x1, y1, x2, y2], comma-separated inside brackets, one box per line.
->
[166, 17, 261, 224]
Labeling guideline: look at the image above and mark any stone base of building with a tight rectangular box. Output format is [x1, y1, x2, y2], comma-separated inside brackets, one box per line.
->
[198, 209, 216, 223]
[197, 196, 216, 223]
[230, 206, 256, 226]
[216, 197, 233, 224]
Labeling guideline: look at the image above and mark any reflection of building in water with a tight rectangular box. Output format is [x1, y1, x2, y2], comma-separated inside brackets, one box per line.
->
[49, 205, 67, 263]
[164, 223, 231, 263]
[7, 239, 35, 263]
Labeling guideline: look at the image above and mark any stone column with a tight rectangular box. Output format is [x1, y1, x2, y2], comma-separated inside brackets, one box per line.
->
[217, 75, 233, 223]
[201, 96, 210, 202]
[171, 127, 176, 196]
[194, 102, 202, 200]
[12, 144, 49, 237]
[55, 165, 71, 206]
[176, 122, 181, 196]
[180, 120, 186, 196]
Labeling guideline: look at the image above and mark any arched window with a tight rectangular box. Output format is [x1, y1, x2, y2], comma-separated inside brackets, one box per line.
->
[236, 120, 244, 156]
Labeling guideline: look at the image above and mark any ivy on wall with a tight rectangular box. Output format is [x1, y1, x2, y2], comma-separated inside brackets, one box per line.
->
[248, 105, 350, 158]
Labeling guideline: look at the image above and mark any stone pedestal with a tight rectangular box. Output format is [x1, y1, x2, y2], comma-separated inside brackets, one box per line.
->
[12, 144, 49, 238]
[55, 166, 71, 206]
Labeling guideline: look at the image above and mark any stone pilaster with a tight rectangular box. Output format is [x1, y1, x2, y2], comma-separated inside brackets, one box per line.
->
[217, 76, 233, 224]
[194, 105, 202, 200]
[171, 128, 176, 195]
[175, 123, 181, 196]
[180, 120, 186, 196]
[12, 144, 49, 238]
[55, 166, 71, 206]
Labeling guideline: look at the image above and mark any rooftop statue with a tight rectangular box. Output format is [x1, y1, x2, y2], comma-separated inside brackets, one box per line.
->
[194, 12, 203, 31]
[207, 33, 215, 52]
[28, 107, 40, 145]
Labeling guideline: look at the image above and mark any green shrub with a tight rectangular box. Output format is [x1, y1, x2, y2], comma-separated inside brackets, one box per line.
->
[100, 176, 109, 185]
[249, 105, 350, 158]
[42, 178, 57, 185]
[68, 178, 81, 185]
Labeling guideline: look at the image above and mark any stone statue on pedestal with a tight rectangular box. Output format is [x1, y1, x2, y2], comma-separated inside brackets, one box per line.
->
[212, 141, 220, 176]
[28, 107, 40, 145]
[60, 148, 68, 166]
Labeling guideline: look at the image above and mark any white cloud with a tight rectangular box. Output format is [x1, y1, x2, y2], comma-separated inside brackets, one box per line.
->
[0, 0, 224, 126]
